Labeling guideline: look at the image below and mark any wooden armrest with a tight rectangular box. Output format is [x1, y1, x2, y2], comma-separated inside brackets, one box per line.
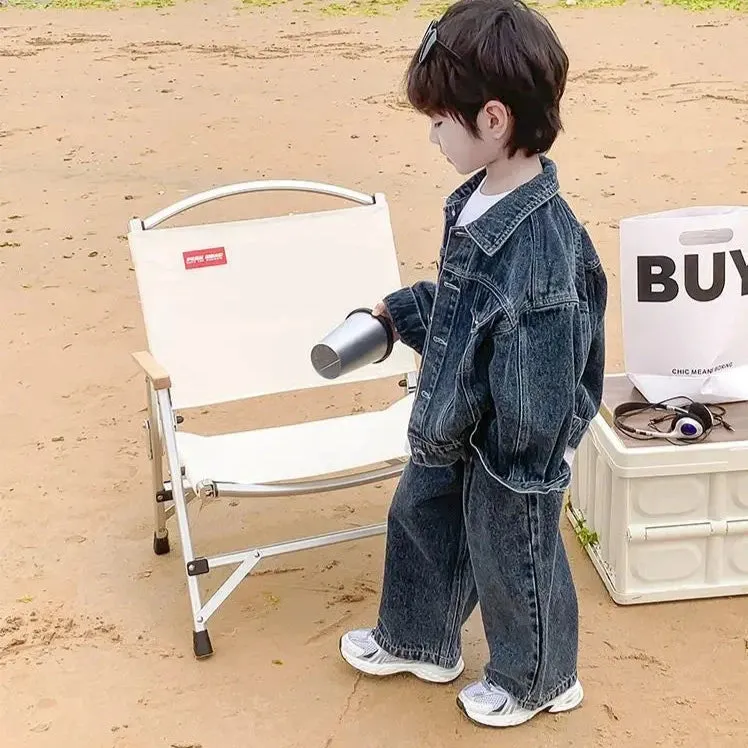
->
[132, 351, 171, 390]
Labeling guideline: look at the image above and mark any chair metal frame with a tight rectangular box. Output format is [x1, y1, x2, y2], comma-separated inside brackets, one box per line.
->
[129, 181, 416, 658]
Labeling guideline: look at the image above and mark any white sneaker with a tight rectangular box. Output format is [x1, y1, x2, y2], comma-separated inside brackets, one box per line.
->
[339, 628, 464, 684]
[457, 678, 583, 727]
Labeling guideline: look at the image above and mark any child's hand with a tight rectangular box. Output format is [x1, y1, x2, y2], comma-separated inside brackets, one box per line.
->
[373, 301, 400, 341]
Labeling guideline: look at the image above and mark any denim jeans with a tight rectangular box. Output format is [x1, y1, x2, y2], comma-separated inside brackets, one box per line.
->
[372, 457, 579, 710]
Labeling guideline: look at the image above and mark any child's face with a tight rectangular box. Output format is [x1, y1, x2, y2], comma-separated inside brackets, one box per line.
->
[428, 105, 507, 175]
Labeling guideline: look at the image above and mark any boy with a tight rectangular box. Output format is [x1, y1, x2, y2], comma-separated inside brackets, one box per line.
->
[339, 0, 607, 729]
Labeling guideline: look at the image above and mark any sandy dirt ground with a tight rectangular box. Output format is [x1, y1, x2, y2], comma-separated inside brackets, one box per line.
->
[1, 0, 748, 746]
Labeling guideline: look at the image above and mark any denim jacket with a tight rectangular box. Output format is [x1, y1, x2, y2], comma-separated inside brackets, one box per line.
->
[385, 157, 607, 494]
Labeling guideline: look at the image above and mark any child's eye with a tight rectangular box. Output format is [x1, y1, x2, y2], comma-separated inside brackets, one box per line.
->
[433, 121, 442, 129]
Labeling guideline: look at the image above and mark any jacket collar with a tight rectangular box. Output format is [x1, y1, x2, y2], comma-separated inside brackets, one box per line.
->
[444, 156, 560, 256]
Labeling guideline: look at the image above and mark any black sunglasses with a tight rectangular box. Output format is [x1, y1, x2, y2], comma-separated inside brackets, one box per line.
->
[417, 19, 463, 65]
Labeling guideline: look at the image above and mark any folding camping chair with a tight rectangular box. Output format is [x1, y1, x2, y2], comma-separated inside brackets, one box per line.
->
[128, 180, 418, 659]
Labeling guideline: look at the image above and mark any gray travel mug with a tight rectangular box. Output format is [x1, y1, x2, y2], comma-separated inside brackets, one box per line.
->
[311, 307, 395, 380]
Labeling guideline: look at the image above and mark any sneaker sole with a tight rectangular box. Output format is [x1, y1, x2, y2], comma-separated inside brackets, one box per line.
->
[457, 680, 584, 728]
[339, 636, 465, 684]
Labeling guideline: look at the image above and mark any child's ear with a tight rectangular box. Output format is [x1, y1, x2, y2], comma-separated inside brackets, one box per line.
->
[482, 100, 510, 140]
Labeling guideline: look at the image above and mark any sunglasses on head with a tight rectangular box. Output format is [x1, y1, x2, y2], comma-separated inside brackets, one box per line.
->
[417, 19, 463, 65]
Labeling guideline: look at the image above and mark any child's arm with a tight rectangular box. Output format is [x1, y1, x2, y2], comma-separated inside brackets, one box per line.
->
[376, 281, 436, 356]
[475, 264, 607, 483]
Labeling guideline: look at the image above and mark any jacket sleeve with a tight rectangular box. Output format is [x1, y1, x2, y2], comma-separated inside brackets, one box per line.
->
[475, 293, 605, 491]
[569, 257, 608, 448]
[383, 281, 436, 356]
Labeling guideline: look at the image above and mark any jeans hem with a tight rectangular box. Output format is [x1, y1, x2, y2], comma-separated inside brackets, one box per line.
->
[372, 623, 462, 670]
[485, 669, 579, 711]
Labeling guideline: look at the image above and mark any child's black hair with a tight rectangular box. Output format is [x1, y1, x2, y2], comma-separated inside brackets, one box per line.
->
[406, 0, 569, 157]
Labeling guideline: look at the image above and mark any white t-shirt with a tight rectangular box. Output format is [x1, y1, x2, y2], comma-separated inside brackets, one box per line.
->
[456, 177, 510, 226]
[454, 177, 578, 469]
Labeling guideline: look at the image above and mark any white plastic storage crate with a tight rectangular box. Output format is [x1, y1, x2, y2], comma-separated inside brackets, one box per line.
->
[567, 374, 748, 604]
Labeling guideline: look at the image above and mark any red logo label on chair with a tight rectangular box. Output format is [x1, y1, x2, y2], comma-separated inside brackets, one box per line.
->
[182, 247, 227, 270]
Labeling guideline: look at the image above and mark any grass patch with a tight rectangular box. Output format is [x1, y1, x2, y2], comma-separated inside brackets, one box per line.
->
[573, 520, 599, 548]
[559, 0, 747, 7]
[2, 0, 179, 7]
[133, 0, 174, 7]
[319, 0, 408, 16]
[239, 0, 287, 7]
[416, 0, 451, 16]
[566, 500, 599, 549]
[662, 0, 747, 9]
[4, 0, 116, 7]
[558, 0, 625, 7]
[416, 0, 543, 13]
[417, 0, 539, 14]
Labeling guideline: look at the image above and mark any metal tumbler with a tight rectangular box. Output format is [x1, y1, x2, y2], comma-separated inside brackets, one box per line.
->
[311, 307, 395, 380]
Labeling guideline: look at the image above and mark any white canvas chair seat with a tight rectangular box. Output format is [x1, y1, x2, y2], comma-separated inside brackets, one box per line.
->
[127, 179, 418, 659]
[177, 393, 413, 488]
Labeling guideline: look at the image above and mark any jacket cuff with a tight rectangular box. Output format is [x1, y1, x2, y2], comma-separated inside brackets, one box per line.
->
[408, 433, 465, 467]
[568, 414, 591, 449]
[384, 287, 428, 356]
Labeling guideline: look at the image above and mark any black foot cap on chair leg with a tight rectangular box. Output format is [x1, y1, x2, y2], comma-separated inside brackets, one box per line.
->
[193, 629, 213, 659]
[153, 532, 170, 555]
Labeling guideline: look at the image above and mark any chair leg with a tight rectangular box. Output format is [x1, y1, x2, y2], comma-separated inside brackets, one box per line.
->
[155, 388, 212, 659]
[146, 382, 170, 555]
[153, 530, 170, 556]
[193, 629, 213, 659]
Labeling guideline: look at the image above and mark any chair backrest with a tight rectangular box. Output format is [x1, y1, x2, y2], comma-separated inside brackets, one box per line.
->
[128, 184, 417, 410]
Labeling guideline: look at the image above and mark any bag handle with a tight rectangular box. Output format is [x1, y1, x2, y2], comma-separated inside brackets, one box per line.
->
[679, 228, 734, 246]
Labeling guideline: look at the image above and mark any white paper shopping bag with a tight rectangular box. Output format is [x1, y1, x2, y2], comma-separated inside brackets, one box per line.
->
[619, 205, 748, 404]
